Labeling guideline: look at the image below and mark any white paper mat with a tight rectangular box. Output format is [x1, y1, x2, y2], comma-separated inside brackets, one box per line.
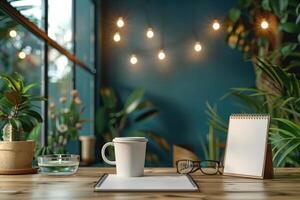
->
[94, 174, 198, 192]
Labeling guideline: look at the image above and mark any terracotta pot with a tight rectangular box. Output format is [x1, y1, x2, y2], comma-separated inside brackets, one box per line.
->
[79, 136, 96, 165]
[0, 140, 35, 169]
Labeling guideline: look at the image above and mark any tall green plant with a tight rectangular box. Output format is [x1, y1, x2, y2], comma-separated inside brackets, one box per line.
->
[209, 59, 300, 166]
[201, 103, 227, 161]
[210, 0, 300, 167]
[96, 88, 169, 164]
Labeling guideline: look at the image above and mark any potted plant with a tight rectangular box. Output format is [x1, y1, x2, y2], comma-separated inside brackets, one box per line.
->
[0, 73, 45, 172]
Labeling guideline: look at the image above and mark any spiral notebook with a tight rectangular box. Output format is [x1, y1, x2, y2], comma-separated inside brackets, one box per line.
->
[223, 114, 271, 179]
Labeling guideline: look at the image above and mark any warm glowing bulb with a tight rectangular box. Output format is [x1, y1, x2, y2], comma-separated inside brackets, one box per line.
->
[260, 19, 269, 29]
[117, 17, 125, 28]
[9, 30, 17, 38]
[113, 32, 121, 42]
[18, 51, 26, 59]
[130, 54, 138, 65]
[212, 20, 221, 30]
[194, 42, 202, 52]
[146, 28, 154, 38]
[158, 50, 166, 60]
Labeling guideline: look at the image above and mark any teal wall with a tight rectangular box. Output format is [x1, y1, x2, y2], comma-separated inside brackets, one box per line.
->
[100, 0, 255, 166]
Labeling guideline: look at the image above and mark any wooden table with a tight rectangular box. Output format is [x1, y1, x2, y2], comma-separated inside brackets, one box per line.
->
[0, 168, 300, 200]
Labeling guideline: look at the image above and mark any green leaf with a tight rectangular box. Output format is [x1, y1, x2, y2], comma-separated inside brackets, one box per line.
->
[200, 139, 209, 160]
[124, 88, 145, 114]
[279, 0, 289, 12]
[280, 43, 298, 57]
[269, 0, 280, 16]
[269, 0, 288, 17]
[18, 116, 34, 132]
[0, 74, 21, 92]
[296, 3, 300, 15]
[273, 118, 300, 134]
[22, 83, 38, 93]
[228, 8, 241, 23]
[135, 100, 154, 111]
[27, 123, 41, 140]
[4, 91, 21, 105]
[206, 102, 228, 133]
[10, 119, 22, 131]
[261, 0, 271, 10]
[208, 124, 216, 160]
[96, 107, 108, 135]
[238, 0, 251, 8]
[23, 110, 43, 122]
[281, 22, 300, 33]
[296, 14, 300, 24]
[277, 141, 300, 166]
[28, 96, 47, 101]
[135, 109, 159, 122]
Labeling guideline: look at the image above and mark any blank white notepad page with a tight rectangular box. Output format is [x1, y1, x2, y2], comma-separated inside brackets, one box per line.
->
[95, 174, 198, 192]
[223, 115, 270, 178]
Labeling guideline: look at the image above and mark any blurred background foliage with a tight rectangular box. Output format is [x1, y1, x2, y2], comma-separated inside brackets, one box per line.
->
[96, 88, 170, 165]
[205, 0, 300, 167]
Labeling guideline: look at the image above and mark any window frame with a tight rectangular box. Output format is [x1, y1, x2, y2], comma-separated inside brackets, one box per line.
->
[0, 0, 97, 146]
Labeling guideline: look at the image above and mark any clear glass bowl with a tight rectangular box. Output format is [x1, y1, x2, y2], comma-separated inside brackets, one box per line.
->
[38, 154, 80, 175]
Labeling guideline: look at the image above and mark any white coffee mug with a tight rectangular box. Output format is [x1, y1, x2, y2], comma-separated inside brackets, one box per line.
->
[101, 137, 148, 177]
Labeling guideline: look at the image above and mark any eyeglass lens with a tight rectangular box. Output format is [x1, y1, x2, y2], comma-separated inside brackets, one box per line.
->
[177, 160, 219, 174]
[177, 160, 194, 174]
[200, 160, 219, 175]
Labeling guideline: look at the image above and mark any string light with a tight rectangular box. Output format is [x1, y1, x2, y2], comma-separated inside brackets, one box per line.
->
[194, 42, 202, 52]
[113, 32, 121, 42]
[158, 49, 166, 60]
[146, 28, 154, 38]
[260, 19, 269, 30]
[130, 54, 138, 65]
[18, 51, 26, 59]
[117, 17, 125, 28]
[9, 29, 17, 38]
[212, 20, 221, 31]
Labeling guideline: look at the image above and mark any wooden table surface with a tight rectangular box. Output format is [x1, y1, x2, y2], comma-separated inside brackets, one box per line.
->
[0, 168, 300, 200]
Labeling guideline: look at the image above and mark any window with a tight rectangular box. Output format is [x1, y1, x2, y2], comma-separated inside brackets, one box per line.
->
[0, 0, 96, 145]
[48, 0, 73, 52]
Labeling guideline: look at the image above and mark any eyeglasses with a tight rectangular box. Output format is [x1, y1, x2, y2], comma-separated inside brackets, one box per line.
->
[176, 160, 223, 175]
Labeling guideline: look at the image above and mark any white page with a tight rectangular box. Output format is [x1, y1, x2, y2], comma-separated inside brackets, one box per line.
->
[95, 174, 198, 192]
[223, 115, 270, 178]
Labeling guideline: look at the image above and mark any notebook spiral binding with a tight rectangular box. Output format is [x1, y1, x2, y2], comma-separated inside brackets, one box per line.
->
[230, 114, 271, 120]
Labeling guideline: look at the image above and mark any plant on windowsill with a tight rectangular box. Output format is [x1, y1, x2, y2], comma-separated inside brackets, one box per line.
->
[43, 90, 89, 154]
[0, 73, 45, 172]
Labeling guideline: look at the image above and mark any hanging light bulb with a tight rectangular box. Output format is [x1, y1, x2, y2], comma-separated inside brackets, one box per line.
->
[194, 42, 202, 52]
[113, 32, 121, 42]
[116, 17, 125, 28]
[146, 28, 154, 39]
[158, 49, 166, 60]
[212, 20, 221, 31]
[9, 29, 17, 38]
[130, 54, 138, 65]
[260, 19, 269, 30]
[18, 51, 26, 59]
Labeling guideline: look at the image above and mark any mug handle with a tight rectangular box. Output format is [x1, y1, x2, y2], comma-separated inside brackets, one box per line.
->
[101, 142, 116, 165]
